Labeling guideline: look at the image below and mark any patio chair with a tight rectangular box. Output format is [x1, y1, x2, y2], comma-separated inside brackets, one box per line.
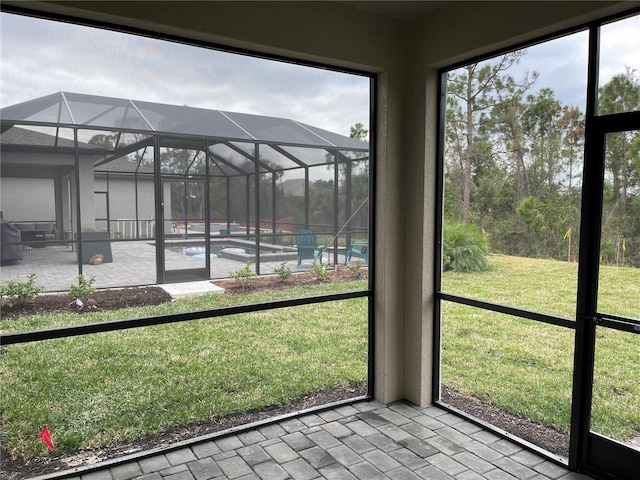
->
[345, 241, 368, 265]
[295, 230, 324, 266]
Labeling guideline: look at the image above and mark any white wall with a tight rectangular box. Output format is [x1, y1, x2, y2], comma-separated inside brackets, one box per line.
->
[95, 176, 156, 221]
[0, 177, 55, 221]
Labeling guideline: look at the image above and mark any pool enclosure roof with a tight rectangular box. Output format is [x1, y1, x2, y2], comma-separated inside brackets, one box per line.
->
[0, 92, 369, 176]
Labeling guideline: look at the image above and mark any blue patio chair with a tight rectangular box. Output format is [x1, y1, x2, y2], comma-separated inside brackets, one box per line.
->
[345, 241, 368, 265]
[295, 230, 324, 266]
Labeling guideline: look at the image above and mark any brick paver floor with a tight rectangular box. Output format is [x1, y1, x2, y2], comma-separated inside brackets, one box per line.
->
[0, 240, 337, 292]
[49, 400, 591, 480]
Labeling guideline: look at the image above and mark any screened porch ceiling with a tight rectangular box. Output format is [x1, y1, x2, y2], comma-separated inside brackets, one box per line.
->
[0, 92, 369, 177]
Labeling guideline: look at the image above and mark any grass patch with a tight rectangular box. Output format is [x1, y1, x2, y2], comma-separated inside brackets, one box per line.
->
[441, 255, 640, 445]
[442, 255, 640, 319]
[0, 283, 368, 460]
[442, 302, 575, 432]
[442, 255, 579, 318]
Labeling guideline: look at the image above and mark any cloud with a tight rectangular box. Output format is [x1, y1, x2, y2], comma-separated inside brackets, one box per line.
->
[524, 30, 589, 109]
[0, 12, 370, 137]
[599, 14, 640, 85]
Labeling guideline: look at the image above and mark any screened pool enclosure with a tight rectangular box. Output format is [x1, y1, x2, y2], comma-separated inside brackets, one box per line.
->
[0, 92, 370, 290]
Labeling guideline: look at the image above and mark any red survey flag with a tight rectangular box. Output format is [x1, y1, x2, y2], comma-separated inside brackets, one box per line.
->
[38, 426, 55, 450]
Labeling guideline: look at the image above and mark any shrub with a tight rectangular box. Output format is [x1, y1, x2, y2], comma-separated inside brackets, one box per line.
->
[346, 260, 363, 278]
[230, 261, 256, 291]
[443, 223, 490, 273]
[273, 262, 292, 282]
[69, 274, 96, 306]
[311, 261, 331, 282]
[0, 273, 44, 307]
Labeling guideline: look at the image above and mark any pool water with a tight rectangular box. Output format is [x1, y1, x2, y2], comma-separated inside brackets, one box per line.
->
[164, 241, 296, 263]
[165, 244, 257, 257]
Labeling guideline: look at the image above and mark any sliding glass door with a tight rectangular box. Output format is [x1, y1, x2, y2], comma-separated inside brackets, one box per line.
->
[574, 124, 640, 479]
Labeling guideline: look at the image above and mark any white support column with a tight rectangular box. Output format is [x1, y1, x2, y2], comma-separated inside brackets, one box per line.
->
[70, 158, 96, 232]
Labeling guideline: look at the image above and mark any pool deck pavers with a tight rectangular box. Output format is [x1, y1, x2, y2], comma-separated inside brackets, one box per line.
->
[0, 241, 338, 292]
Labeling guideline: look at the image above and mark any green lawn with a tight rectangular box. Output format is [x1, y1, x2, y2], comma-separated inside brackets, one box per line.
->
[441, 255, 640, 445]
[442, 254, 640, 319]
[0, 282, 368, 460]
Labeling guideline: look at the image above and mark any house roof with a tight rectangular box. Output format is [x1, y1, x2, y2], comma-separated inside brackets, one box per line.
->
[0, 125, 78, 148]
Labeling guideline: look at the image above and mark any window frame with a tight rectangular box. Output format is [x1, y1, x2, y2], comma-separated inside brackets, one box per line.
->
[0, 5, 376, 399]
[433, 6, 640, 473]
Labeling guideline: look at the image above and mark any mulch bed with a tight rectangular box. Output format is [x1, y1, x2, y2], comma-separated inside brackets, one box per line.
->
[1, 286, 173, 320]
[441, 387, 570, 457]
[1, 268, 364, 319]
[213, 268, 363, 294]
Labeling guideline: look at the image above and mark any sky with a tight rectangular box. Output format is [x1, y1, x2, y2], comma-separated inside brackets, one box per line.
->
[1, 11, 638, 136]
[450, 13, 639, 112]
[0, 12, 371, 139]
[519, 13, 639, 110]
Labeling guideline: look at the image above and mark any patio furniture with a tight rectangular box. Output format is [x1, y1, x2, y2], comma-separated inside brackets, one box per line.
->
[295, 230, 324, 266]
[345, 241, 368, 264]
[20, 229, 46, 247]
[0, 216, 22, 263]
[324, 246, 347, 267]
[7, 222, 57, 248]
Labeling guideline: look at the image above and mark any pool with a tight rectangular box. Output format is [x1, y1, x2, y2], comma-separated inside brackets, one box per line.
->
[165, 240, 297, 263]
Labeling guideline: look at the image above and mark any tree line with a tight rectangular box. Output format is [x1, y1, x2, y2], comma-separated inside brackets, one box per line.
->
[445, 51, 640, 267]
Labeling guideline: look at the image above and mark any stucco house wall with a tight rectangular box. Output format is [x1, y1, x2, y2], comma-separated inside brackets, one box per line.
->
[0, 177, 55, 222]
[94, 175, 157, 235]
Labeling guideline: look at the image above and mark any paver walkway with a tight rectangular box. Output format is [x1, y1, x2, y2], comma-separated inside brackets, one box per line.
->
[49, 400, 590, 480]
[0, 241, 336, 292]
